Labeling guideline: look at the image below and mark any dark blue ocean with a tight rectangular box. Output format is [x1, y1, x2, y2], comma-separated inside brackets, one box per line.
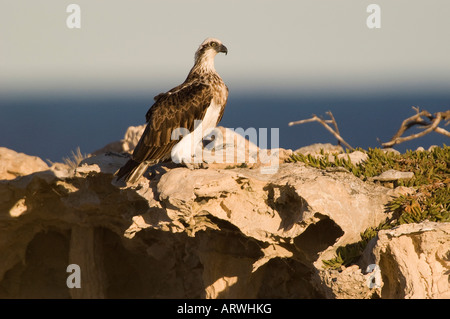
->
[0, 91, 449, 163]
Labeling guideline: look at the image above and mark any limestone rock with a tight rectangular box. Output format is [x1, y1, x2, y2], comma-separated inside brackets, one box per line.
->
[92, 125, 145, 155]
[336, 150, 368, 165]
[315, 222, 450, 299]
[0, 147, 49, 180]
[294, 146, 367, 166]
[0, 146, 393, 298]
[372, 169, 414, 181]
[295, 143, 343, 155]
[316, 265, 378, 299]
[364, 221, 450, 299]
[381, 148, 401, 155]
[0, 135, 447, 299]
[182, 126, 292, 171]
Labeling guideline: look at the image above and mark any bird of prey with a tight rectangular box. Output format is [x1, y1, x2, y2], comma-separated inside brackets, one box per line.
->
[115, 38, 229, 183]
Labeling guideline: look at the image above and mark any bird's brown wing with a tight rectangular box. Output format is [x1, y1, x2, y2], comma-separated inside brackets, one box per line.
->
[132, 82, 213, 163]
[215, 85, 229, 124]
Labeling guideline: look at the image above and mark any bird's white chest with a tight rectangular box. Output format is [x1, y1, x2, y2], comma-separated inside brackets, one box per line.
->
[201, 100, 222, 132]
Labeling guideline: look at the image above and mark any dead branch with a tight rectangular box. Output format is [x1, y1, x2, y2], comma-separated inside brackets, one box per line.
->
[288, 117, 333, 126]
[434, 126, 450, 138]
[289, 112, 353, 150]
[326, 111, 341, 146]
[382, 107, 450, 148]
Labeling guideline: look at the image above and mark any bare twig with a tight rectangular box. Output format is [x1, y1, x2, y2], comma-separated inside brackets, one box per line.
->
[390, 109, 432, 141]
[434, 126, 450, 137]
[382, 107, 450, 148]
[288, 117, 333, 126]
[289, 112, 353, 150]
[326, 111, 341, 146]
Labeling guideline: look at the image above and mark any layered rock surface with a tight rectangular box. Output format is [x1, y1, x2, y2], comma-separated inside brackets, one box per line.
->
[0, 129, 448, 299]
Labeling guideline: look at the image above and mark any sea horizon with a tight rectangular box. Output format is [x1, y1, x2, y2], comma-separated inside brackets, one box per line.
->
[1, 89, 449, 163]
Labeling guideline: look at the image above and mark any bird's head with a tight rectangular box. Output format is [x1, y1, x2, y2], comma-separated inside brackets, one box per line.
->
[194, 38, 228, 66]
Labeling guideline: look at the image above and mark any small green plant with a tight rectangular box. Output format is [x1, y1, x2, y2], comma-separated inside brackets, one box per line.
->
[389, 182, 450, 224]
[288, 145, 449, 187]
[288, 150, 359, 174]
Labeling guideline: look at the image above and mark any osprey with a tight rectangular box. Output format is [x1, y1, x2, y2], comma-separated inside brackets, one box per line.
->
[115, 38, 229, 183]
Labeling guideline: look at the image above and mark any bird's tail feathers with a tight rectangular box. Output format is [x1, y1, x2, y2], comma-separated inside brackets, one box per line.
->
[115, 159, 149, 184]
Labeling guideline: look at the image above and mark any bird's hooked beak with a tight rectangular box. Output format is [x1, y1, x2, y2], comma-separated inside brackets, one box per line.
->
[217, 44, 228, 55]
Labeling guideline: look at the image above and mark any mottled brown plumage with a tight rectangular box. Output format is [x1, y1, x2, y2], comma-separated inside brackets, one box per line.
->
[115, 38, 228, 183]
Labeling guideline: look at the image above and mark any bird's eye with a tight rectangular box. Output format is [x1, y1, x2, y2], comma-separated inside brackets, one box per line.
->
[210, 42, 217, 47]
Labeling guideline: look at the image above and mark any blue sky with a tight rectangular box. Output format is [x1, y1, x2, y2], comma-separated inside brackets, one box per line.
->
[1, 0, 450, 96]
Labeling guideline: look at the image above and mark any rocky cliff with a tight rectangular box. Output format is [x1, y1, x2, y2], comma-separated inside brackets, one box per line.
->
[0, 127, 448, 299]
